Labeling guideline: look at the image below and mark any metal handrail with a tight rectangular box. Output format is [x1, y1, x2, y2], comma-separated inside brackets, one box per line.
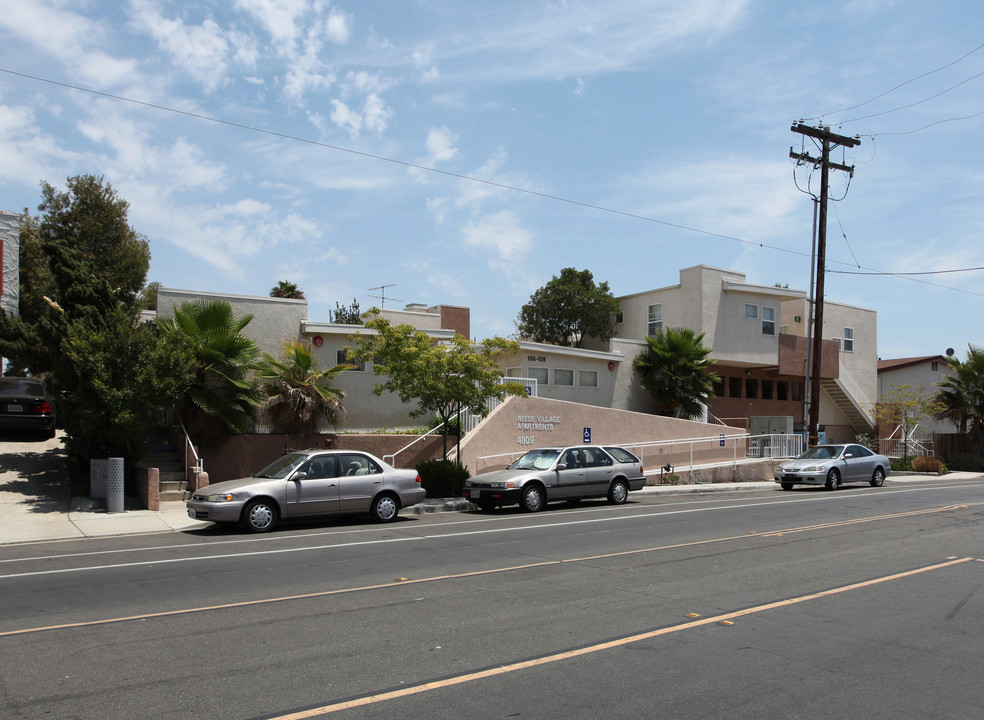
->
[178, 418, 204, 492]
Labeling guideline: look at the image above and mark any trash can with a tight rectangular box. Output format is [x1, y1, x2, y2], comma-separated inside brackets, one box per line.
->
[107, 457, 125, 513]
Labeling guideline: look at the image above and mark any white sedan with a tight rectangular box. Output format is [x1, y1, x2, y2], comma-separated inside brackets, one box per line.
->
[775, 444, 891, 490]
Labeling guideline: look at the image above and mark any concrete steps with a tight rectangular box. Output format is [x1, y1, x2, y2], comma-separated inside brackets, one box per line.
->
[141, 434, 191, 502]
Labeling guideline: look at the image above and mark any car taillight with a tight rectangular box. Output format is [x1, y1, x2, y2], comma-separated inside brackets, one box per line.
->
[415, 474, 422, 483]
[639, 465, 644, 474]
[39, 401, 52, 413]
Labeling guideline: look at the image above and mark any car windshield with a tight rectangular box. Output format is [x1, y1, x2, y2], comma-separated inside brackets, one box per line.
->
[508, 449, 561, 470]
[254, 453, 309, 479]
[798, 446, 842, 460]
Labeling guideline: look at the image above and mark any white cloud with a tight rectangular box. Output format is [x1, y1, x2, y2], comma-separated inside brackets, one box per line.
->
[425, 126, 458, 164]
[462, 211, 534, 270]
[324, 8, 352, 44]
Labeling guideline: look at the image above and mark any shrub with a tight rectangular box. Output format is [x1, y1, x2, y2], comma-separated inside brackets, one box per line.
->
[891, 457, 912, 472]
[854, 433, 879, 452]
[945, 452, 984, 472]
[911, 455, 947, 475]
[416, 459, 470, 498]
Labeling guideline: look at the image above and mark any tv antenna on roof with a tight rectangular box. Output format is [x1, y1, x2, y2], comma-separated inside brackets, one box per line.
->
[368, 284, 399, 309]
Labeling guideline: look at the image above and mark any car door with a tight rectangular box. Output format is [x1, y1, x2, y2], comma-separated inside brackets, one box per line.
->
[580, 446, 615, 495]
[846, 445, 875, 482]
[553, 448, 587, 499]
[286, 455, 340, 517]
[337, 453, 385, 512]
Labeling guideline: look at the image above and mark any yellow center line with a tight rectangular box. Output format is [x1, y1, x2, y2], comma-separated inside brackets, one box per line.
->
[271, 557, 976, 719]
[0, 502, 977, 639]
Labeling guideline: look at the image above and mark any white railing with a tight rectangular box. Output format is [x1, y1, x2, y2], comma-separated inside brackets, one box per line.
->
[880, 437, 934, 458]
[178, 418, 204, 492]
[475, 433, 804, 474]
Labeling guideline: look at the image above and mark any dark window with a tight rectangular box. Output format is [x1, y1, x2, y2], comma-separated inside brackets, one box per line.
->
[713, 377, 725, 397]
[761, 380, 773, 400]
[792, 382, 803, 402]
[337, 349, 365, 371]
[745, 378, 758, 399]
[729, 377, 742, 398]
[777, 381, 788, 401]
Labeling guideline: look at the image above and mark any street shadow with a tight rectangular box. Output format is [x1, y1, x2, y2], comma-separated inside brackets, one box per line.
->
[180, 512, 422, 538]
[0, 433, 70, 513]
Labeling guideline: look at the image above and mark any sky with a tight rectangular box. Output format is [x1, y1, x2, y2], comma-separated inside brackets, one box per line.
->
[0, 1, 982, 361]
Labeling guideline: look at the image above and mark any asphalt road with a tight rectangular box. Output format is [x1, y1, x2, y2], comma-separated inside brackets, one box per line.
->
[2, 478, 984, 720]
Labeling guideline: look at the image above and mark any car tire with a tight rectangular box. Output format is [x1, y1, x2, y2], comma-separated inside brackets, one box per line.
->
[371, 493, 400, 523]
[870, 467, 885, 487]
[519, 484, 545, 513]
[780, 482, 793, 491]
[607, 479, 629, 504]
[242, 499, 278, 533]
[825, 469, 841, 491]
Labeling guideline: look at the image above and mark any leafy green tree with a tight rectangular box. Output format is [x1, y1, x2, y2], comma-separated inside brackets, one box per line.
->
[633, 327, 718, 419]
[59, 305, 195, 472]
[257, 340, 347, 435]
[137, 281, 161, 311]
[270, 280, 305, 299]
[875, 384, 945, 463]
[331, 298, 362, 324]
[517, 267, 619, 348]
[156, 300, 264, 435]
[349, 311, 525, 455]
[935, 345, 984, 446]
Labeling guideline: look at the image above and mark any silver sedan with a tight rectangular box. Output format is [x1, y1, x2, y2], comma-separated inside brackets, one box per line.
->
[775, 443, 891, 490]
[187, 449, 426, 532]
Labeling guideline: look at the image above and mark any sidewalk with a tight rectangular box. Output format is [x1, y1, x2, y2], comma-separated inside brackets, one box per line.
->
[3, 473, 973, 546]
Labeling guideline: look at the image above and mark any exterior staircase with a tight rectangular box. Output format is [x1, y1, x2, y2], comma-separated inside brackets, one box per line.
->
[141, 432, 190, 502]
[820, 378, 875, 434]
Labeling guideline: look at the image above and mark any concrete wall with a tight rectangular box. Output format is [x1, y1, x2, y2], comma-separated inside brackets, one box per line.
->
[157, 287, 308, 358]
[456, 394, 746, 475]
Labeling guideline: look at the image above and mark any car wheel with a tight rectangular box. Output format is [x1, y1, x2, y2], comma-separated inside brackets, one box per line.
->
[242, 499, 278, 533]
[825, 469, 841, 491]
[519, 484, 545, 513]
[870, 467, 885, 487]
[607, 479, 629, 504]
[371, 493, 400, 523]
[780, 482, 794, 491]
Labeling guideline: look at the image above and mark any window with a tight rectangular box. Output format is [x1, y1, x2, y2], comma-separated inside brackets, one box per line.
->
[713, 377, 725, 397]
[339, 453, 382, 476]
[762, 307, 776, 336]
[931, 361, 939, 372]
[554, 368, 574, 387]
[337, 349, 365, 371]
[615, 309, 624, 324]
[578, 370, 598, 388]
[745, 378, 758, 399]
[529, 367, 548, 385]
[777, 381, 788, 401]
[729, 377, 742, 398]
[647, 304, 663, 335]
[761, 380, 773, 400]
[843, 327, 854, 352]
[792, 382, 803, 402]
[745, 304, 758, 319]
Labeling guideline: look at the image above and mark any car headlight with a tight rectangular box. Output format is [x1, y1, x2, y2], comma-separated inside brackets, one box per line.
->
[206, 492, 236, 502]
[489, 482, 515, 489]
[799, 465, 826, 473]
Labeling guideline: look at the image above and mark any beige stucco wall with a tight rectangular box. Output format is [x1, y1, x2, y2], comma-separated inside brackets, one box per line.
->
[456, 395, 746, 475]
[878, 360, 956, 436]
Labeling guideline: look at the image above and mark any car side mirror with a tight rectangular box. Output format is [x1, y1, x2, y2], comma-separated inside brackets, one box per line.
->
[844, 454, 854, 459]
[556, 463, 568, 471]
[294, 471, 308, 480]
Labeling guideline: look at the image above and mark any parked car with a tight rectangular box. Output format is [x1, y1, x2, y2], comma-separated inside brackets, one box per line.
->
[775, 443, 890, 490]
[0, 377, 56, 438]
[463, 445, 646, 512]
[187, 449, 426, 532]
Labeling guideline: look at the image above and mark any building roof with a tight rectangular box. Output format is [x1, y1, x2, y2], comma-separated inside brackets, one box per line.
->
[877, 356, 948, 373]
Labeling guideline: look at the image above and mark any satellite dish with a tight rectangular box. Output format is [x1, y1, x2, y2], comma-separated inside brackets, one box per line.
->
[946, 348, 955, 357]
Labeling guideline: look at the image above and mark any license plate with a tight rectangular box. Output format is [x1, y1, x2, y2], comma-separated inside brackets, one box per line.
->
[470, 489, 480, 499]
[6, 404, 24, 413]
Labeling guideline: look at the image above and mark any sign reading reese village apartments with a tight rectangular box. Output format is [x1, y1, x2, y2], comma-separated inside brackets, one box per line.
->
[516, 414, 561, 446]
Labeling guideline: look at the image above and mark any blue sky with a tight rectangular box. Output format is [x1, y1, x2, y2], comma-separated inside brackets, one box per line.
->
[0, 1, 981, 360]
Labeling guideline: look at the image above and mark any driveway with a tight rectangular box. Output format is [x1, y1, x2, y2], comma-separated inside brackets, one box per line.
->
[0, 430, 72, 542]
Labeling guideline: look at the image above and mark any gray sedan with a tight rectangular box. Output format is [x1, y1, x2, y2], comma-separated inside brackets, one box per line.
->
[463, 445, 646, 512]
[187, 449, 426, 532]
[775, 443, 891, 490]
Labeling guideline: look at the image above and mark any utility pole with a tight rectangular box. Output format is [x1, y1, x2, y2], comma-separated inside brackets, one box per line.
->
[790, 123, 859, 446]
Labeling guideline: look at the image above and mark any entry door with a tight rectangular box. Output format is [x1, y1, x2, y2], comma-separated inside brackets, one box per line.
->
[286, 456, 340, 516]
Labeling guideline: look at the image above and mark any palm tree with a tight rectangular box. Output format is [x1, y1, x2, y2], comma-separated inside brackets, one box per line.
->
[270, 280, 305, 299]
[633, 327, 718, 419]
[935, 344, 984, 444]
[257, 340, 347, 435]
[157, 300, 263, 433]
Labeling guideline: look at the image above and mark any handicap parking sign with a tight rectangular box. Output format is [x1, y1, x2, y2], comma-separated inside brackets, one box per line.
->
[583, 427, 591, 443]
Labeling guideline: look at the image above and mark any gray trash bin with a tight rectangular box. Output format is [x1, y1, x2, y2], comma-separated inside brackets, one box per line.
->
[107, 457, 125, 513]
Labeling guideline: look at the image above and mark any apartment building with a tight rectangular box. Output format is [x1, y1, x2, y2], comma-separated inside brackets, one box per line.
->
[610, 265, 877, 444]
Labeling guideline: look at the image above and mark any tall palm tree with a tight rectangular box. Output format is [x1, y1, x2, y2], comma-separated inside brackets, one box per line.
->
[269, 280, 305, 299]
[633, 327, 718, 419]
[935, 344, 984, 443]
[157, 300, 263, 433]
[257, 340, 347, 435]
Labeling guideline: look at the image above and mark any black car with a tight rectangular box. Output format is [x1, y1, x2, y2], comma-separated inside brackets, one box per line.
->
[0, 377, 57, 438]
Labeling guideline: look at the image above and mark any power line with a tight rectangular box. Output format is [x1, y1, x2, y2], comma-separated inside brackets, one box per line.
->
[830, 266, 984, 276]
[4, 66, 983, 301]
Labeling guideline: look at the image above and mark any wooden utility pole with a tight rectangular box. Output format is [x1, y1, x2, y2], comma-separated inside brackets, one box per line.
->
[790, 123, 859, 446]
